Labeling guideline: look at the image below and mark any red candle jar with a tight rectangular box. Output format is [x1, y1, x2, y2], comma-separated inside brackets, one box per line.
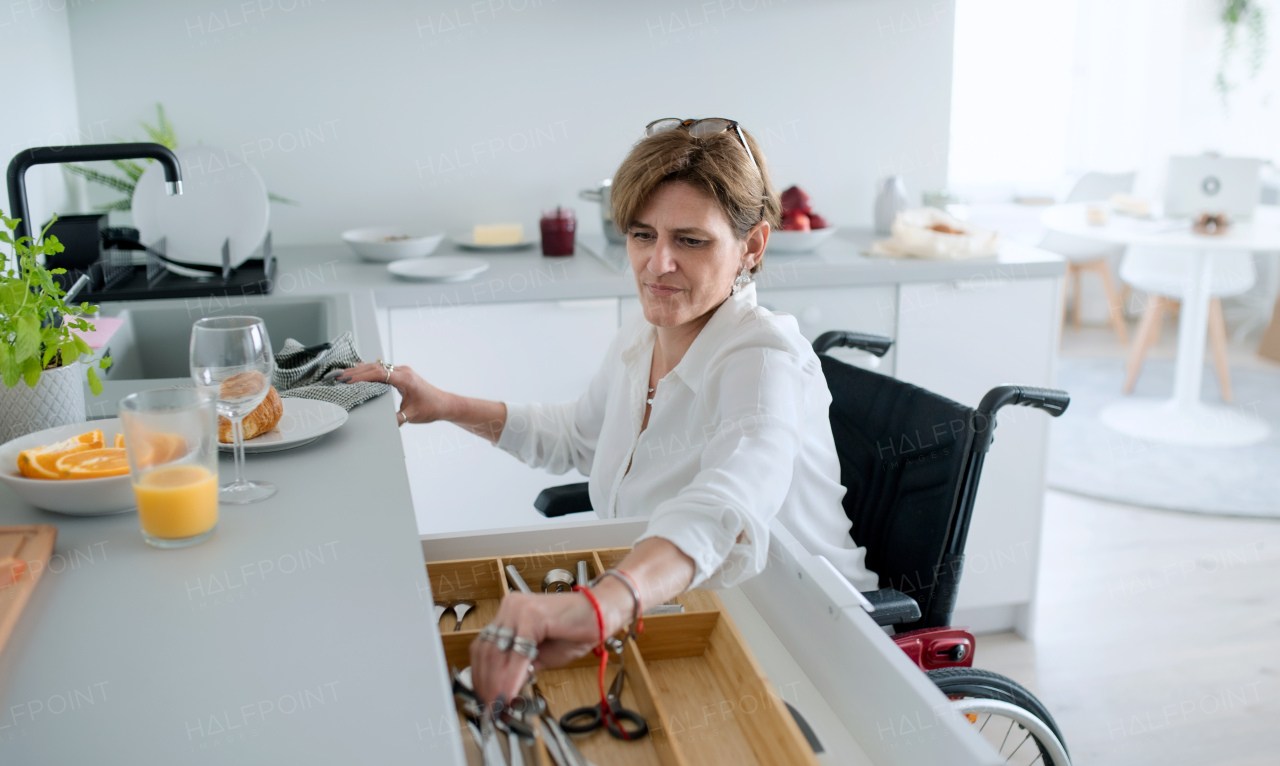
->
[540, 207, 576, 256]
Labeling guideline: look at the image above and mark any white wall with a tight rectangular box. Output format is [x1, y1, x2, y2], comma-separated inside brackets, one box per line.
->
[0, 2, 84, 241]
[64, 0, 956, 246]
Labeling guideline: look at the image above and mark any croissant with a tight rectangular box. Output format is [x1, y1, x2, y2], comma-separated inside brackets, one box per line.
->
[218, 376, 283, 443]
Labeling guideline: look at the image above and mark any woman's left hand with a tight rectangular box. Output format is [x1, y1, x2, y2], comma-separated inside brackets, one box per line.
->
[469, 591, 601, 705]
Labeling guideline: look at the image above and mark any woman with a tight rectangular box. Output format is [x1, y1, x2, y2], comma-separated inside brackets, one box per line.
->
[340, 118, 878, 704]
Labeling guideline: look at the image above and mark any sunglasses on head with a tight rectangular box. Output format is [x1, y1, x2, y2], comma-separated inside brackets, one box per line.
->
[643, 118, 760, 172]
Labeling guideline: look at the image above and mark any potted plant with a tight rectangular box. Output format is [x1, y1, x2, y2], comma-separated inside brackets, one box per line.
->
[0, 211, 112, 444]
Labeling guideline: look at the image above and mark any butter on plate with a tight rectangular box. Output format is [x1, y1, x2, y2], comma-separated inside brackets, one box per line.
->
[472, 224, 524, 245]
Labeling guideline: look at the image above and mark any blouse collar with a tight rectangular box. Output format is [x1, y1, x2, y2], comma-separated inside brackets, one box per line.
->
[622, 282, 759, 396]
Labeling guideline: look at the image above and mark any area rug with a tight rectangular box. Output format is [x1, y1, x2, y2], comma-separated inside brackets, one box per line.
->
[1047, 357, 1280, 518]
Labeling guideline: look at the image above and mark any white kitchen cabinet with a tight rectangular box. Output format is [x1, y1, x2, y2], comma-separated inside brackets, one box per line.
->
[388, 298, 618, 535]
[894, 277, 1061, 636]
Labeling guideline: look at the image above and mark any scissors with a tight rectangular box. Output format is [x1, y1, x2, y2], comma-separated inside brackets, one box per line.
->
[558, 655, 649, 740]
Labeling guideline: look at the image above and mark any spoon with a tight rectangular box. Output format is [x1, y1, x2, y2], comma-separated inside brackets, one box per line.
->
[451, 600, 475, 631]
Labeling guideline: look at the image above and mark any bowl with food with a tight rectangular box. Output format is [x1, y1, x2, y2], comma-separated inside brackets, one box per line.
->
[342, 227, 445, 262]
[0, 420, 136, 515]
[768, 185, 839, 253]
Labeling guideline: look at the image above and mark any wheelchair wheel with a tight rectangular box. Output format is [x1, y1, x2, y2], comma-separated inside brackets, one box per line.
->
[928, 668, 1070, 766]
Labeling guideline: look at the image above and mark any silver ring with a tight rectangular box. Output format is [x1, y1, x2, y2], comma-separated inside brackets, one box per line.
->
[397, 411, 407, 426]
[478, 624, 500, 642]
[494, 626, 515, 652]
[511, 637, 538, 660]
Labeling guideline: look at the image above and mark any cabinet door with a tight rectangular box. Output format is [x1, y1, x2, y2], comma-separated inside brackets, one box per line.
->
[389, 298, 619, 535]
[623, 286, 897, 372]
[894, 277, 1060, 629]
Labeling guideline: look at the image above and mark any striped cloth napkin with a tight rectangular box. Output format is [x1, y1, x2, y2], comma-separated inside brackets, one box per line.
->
[272, 332, 390, 411]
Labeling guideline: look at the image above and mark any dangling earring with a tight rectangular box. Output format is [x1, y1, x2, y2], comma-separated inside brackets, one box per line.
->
[732, 263, 753, 295]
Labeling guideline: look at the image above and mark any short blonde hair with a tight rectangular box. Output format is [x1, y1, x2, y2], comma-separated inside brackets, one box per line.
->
[611, 124, 781, 274]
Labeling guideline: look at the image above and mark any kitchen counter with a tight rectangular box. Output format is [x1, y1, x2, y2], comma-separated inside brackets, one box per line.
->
[268, 228, 1063, 311]
[0, 291, 460, 764]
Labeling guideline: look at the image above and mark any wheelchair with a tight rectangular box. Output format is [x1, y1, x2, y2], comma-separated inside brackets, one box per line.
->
[534, 330, 1072, 766]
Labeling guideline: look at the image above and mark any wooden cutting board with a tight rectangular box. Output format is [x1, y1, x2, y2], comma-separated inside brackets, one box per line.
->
[0, 525, 58, 658]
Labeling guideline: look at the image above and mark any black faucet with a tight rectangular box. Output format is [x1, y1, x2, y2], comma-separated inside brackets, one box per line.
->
[6, 142, 183, 245]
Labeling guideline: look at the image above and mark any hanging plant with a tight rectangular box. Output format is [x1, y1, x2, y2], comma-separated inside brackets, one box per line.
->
[1215, 0, 1268, 109]
[64, 103, 297, 210]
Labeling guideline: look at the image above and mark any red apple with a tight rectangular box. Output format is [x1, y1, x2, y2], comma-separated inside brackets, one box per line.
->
[808, 212, 828, 229]
[782, 211, 811, 231]
[781, 185, 811, 215]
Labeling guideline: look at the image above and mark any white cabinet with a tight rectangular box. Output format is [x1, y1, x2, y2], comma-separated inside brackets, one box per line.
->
[894, 277, 1061, 635]
[388, 298, 618, 535]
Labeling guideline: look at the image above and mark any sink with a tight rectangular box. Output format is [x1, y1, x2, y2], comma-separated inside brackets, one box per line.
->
[82, 293, 355, 418]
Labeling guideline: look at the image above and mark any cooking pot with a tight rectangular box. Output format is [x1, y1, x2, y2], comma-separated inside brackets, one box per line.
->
[579, 179, 626, 244]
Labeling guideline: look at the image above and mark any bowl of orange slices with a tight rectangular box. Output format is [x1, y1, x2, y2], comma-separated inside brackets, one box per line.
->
[0, 419, 137, 515]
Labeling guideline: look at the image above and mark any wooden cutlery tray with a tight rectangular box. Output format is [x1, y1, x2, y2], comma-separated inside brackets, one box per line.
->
[427, 547, 818, 766]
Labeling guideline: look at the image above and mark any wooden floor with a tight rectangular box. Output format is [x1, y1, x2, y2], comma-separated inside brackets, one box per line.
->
[978, 487, 1280, 764]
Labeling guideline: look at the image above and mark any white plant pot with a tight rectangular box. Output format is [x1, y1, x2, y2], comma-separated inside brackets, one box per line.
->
[0, 363, 88, 444]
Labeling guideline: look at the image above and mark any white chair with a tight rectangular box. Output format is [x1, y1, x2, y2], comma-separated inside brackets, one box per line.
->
[1120, 247, 1256, 402]
[1040, 171, 1137, 344]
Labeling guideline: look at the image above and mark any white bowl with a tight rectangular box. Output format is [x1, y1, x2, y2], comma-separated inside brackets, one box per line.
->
[768, 226, 839, 253]
[342, 227, 445, 262]
[0, 419, 136, 516]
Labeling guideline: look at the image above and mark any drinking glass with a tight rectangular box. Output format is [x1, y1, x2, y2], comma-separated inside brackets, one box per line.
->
[189, 316, 277, 504]
[118, 387, 219, 548]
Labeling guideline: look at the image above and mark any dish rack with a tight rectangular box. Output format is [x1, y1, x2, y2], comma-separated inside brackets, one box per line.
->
[54, 233, 277, 302]
[428, 546, 819, 766]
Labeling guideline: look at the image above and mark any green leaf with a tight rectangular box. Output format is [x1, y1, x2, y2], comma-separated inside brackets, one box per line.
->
[20, 356, 41, 388]
[99, 354, 113, 370]
[74, 335, 93, 358]
[0, 346, 18, 388]
[111, 159, 146, 182]
[14, 314, 40, 363]
[268, 192, 299, 205]
[95, 198, 133, 212]
[87, 366, 102, 396]
[60, 341, 79, 366]
[63, 164, 137, 195]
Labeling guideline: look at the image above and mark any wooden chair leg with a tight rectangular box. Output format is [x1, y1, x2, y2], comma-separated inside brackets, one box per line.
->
[1071, 263, 1083, 327]
[1091, 259, 1130, 345]
[1124, 295, 1165, 394]
[1208, 297, 1233, 403]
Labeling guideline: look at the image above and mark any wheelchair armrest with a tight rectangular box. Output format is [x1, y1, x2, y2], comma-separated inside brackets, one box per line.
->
[863, 588, 923, 627]
[533, 482, 593, 517]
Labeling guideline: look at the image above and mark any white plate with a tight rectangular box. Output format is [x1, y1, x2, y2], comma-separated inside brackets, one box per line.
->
[387, 256, 490, 282]
[453, 237, 537, 251]
[220, 398, 348, 454]
[131, 145, 270, 268]
[342, 227, 445, 262]
[0, 419, 135, 516]
[768, 227, 839, 253]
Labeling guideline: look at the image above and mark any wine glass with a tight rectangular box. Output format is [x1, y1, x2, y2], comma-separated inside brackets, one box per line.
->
[189, 315, 277, 504]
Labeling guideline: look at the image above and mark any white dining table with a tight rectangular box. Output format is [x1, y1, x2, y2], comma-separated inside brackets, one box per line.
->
[1041, 202, 1280, 447]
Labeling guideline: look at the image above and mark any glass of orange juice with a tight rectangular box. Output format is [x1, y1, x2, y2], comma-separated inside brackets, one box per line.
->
[118, 388, 219, 549]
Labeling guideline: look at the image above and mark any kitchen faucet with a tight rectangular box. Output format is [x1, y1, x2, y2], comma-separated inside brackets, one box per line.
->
[5, 142, 183, 246]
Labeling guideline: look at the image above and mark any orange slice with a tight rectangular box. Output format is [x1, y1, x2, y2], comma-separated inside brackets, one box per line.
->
[134, 432, 187, 468]
[16, 430, 104, 479]
[114, 433, 125, 449]
[54, 448, 131, 479]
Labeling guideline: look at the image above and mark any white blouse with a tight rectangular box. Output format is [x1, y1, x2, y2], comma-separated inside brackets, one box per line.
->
[496, 283, 879, 592]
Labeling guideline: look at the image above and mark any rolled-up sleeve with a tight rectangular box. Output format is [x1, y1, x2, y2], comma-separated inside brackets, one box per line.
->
[635, 346, 810, 589]
[495, 332, 620, 476]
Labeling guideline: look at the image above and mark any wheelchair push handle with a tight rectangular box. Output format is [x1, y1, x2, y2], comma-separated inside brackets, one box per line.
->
[977, 385, 1071, 418]
[813, 331, 894, 358]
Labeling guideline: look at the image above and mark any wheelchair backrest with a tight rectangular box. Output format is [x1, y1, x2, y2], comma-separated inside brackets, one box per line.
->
[820, 355, 978, 630]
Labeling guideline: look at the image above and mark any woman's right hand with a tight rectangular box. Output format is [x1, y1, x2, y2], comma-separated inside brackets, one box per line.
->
[337, 363, 447, 425]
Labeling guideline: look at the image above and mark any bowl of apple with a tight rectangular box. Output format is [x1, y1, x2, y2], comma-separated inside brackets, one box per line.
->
[768, 186, 838, 253]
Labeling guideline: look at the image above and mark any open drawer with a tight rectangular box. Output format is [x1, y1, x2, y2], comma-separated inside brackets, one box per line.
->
[429, 546, 817, 766]
[421, 517, 1001, 766]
